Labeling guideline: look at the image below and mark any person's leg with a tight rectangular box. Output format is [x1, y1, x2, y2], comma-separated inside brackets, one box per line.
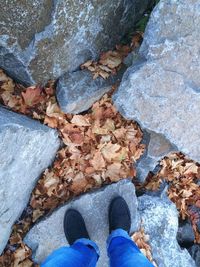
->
[107, 229, 154, 267]
[41, 238, 99, 267]
[41, 209, 99, 267]
[108, 197, 154, 267]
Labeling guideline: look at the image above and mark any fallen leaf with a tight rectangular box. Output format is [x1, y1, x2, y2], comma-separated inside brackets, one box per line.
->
[71, 115, 91, 127]
[22, 86, 43, 106]
[90, 151, 106, 170]
[70, 173, 89, 194]
[101, 142, 121, 162]
[105, 162, 122, 181]
[13, 245, 31, 267]
[44, 116, 58, 128]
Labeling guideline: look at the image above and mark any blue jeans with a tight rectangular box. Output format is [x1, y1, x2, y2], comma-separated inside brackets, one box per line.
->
[41, 229, 154, 267]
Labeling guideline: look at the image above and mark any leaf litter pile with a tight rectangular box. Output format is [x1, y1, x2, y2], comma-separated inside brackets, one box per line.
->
[144, 153, 200, 243]
[0, 31, 199, 266]
[132, 228, 158, 267]
[0, 33, 147, 266]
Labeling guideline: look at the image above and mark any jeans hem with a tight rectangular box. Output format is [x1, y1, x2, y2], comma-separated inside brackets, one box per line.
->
[74, 238, 100, 256]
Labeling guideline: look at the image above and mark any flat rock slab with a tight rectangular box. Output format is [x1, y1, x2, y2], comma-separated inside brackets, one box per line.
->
[113, 0, 200, 163]
[25, 180, 195, 266]
[24, 179, 139, 267]
[0, 107, 60, 254]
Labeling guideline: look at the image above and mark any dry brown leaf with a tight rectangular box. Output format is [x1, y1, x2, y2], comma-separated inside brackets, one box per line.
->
[21, 86, 43, 106]
[81, 60, 93, 68]
[32, 209, 44, 223]
[70, 173, 89, 194]
[71, 115, 91, 127]
[132, 228, 158, 267]
[99, 51, 122, 69]
[16, 259, 33, 267]
[183, 163, 198, 175]
[13, 245, 31, 267]
[43, 171, 60, 196]
[46, 101, 63, 119]
[44, 115, 58, 128]
[0, 69, 15, 92]
[101, 142, 121, 162]
[90, 151, 106, 171]
[105, 162, 122, 181]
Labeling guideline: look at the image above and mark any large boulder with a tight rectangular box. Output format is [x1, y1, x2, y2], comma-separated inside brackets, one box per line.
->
[0, 107, 60, 254]
[0, 0, 154, 85]
[113, 0, 200, 164]
[24, 179, 139, 267]
[138, 195, 196, 267]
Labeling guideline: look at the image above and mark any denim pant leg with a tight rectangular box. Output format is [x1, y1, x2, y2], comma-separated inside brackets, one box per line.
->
[41, 238, 99, 267]
[107, 229, 155, 267]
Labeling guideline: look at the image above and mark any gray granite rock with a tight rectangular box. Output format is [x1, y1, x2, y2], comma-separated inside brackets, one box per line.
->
[177, 220, 195, 247]
[188, 245, 200, 267]
[56, 68, 126, 114]
[0, 107, 60, 254]
[136, 130, 176, 182]
[24, 180, 139, 267]
[56, 51, 144, 114]
[0, 0, 154, 85]
[113, 0, 200, 163]
[138, 195, 196, 267]
[25, 181, 196, 266]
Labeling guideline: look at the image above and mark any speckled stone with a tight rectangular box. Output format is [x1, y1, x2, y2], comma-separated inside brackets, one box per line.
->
[113, 0, 200, 163]
[0, 106, 60, 254]
[24, 180, 139, 267]
[56, 67, 126, 114]
[138, 195, 196, 267]
[0, 0, 154, 85]
[136, 130, 176, 182]
[24, 181, 195, 266]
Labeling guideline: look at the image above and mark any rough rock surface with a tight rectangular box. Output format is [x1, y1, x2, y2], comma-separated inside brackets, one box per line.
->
[56, 67, 125, 114]
[0, 107, 60, 254]
[138, 195, 196, 267]
[0, 0, 154, 85]
[24, 179, 139, 267]
[177, 220, 195, 247]
[188, 245, 200, 267]
[25, 180, 195, 266]
[113, 0, 200, 163]
[136, 130, 176, 182]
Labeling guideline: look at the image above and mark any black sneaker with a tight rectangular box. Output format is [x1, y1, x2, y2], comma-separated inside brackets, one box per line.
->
[109, 196, 131, 234]
[64, 209, 90, 245]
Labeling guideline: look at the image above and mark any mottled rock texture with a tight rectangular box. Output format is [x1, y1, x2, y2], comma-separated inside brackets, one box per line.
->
[138, 195, 196, 267]
[0, 107, 60, 254]
[188, 245, 200, 267]
[24, 180, 139, 267]
[0, 0, 154, 85]
[56, 67, 125, 114]
[136, 130, 176, 182]
[113, 0, 200, 163]
[24, 180, 195, 266]
[177, 220, 195, 247]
